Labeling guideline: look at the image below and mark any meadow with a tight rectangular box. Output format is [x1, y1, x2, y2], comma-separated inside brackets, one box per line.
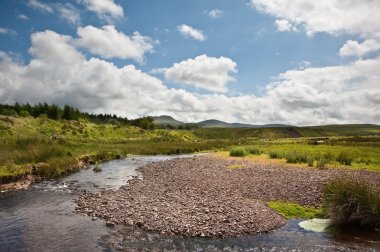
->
[1, 114, 380, 182]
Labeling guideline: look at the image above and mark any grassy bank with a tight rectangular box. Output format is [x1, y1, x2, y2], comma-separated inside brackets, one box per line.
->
[0, 116, 237, 182]
[1, 115, 380, 183]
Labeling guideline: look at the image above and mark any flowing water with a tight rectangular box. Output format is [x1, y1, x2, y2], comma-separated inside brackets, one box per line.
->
[1, 155, 379, 252]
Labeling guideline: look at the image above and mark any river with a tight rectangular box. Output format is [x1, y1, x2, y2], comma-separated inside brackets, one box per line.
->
[1, 155, 379, 251]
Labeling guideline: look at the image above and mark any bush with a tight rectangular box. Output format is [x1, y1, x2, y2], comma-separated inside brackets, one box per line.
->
[19, 110, 29, 117]
[229, 147, 248, 157]
[316, 158, 327, 169]
[268, 150, 282, 159]
[307, 156, 314, 167]
[323, 178, 380, 228]
[285, 151, 308, 164]
[323, 152, 335, 162]
[245, 146, 262, 155]
[337, 151, 353, 166]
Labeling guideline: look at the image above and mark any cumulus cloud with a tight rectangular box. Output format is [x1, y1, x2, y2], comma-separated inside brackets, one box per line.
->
[164, 55, 237, 93]
[339, 39, 380, 58]
[208, 9, 224, 18]
[76, 25, 154, 63]
[81, 0, 123, 21]
[177, 24, 206, 41]
[0, 30, 379, 125]
[27, 0, 54, 13]
[249, 0, 380, 38]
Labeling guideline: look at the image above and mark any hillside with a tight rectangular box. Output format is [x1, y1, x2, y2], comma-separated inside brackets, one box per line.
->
[152, 115, 292, 128]
[151, 115, 184, 126]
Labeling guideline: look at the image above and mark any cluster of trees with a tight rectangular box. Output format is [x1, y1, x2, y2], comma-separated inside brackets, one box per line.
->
[0, 102, 155, 129]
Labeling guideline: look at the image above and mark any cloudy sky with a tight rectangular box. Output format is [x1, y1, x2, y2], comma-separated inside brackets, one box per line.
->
[0, 0, 379, 125]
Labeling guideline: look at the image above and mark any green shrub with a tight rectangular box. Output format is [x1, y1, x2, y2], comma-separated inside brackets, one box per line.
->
[285, 151, 308, 164]
[316, 158, 327, 169]
[245, 146, 262, 155]
[269, 150, 282, 159]
[323, 152, 335, 162]
[307, 156, 314, 167]
[19, 110, 30, 117]
[337, 151, 353, 165]
[229, 147, 248, 157]
[323, 178, 380, 228]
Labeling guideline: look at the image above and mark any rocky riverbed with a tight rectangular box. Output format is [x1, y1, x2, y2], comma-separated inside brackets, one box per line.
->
[75, 155, 380, 238]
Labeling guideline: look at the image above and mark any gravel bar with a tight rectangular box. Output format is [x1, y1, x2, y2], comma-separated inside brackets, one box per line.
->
[75, 155, 380, 237]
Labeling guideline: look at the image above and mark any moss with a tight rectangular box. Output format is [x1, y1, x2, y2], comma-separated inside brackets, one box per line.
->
[227, 164, 245, 170]
[267, 201, 324, 219]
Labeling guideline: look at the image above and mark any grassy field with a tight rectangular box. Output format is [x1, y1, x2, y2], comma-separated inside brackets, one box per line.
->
[0, 115, 236, 182]
[1, 115, 380, 183]
[226, 137, 380, 172]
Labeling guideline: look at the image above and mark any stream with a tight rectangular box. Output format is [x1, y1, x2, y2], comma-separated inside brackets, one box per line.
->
[1, 155, 379, 252]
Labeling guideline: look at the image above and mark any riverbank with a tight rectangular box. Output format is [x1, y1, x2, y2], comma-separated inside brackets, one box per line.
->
[75, 155, 380, 237]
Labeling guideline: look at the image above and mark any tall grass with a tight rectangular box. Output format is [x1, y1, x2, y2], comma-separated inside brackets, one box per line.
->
[285, 151, 309, 164]
[337, 151, 353, 165]
[245, 146, 262, 155]
[323, 178, 380, 228]
[229, 147, 248, 157]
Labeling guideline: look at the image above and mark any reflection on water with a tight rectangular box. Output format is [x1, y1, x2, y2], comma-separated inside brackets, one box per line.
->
[1, 155, 379, 252]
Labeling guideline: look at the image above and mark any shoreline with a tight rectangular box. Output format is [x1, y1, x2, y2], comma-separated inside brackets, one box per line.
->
[0, 158, 91, 193]
[74, 155, 380, 237]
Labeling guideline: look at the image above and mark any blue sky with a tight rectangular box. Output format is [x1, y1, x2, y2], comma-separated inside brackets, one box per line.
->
[0, 0, 379, 125]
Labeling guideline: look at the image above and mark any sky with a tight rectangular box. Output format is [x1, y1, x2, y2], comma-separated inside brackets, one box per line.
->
[0, 0, 379, 125]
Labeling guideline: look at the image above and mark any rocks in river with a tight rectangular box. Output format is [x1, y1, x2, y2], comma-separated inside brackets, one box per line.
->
[106, 221, 115, 227]
[93, 165, 102, 173]
[74, 155, 380, 238]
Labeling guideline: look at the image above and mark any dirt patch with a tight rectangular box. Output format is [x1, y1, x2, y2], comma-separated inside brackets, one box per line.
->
[75, 155, 380, 237]
[0, 174, 36, 192]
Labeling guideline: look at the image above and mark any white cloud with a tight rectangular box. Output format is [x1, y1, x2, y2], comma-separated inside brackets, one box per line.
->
[339, 39, 380, 58]
[177, 24, 206, 41]
[55, 3, 81, 25]
[27, 1, 81, 26]
[0, 30, 379, 125]
[76, 25, 154, 63]
[275, 19, 297, 32]
[81, 0, 123, 21]
[17, 14, 28, 20]
[0, 27, 17, 36]
[27, 0, 54, 13]
[249, 0, 380, 38]
[165, 55, 237, 93]
[208, 9, 224, 18]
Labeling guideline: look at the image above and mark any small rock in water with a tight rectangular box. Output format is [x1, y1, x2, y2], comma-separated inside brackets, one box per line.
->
[93, 166, 102, 173]
[106, 221, 115, 227]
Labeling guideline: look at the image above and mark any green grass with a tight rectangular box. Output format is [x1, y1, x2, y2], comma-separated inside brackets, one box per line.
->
[229, 147, 248, 157]
[323, 178, 380, 228]
[257, 139, 380, 172]
[1, 115, 379, 183]
[227, 164, 245, 170]
[267, 201, 324, 219]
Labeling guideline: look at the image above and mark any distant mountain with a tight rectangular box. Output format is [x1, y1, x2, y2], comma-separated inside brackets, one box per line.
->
[152, 115, 293, 128]
[197, 119, 231, 128]
[151, 115, 184, 126]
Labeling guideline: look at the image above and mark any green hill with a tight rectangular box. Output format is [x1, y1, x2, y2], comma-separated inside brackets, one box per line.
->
[152, 115, 184, 126]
